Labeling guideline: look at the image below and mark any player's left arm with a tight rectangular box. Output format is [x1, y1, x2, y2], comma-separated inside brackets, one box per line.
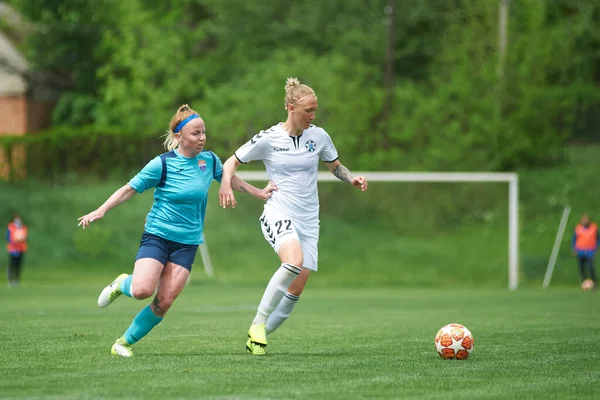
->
[230, 175, 277, 202]
[326, 160, 368, 192]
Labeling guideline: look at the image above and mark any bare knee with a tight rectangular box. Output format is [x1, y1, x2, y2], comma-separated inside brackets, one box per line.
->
[284, 258, 303, 270]
[132, 284, 155, 300]
[281, 251, 303, 269]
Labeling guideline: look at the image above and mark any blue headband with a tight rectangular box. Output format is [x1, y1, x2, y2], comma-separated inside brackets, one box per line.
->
[174, 114, 200, 133]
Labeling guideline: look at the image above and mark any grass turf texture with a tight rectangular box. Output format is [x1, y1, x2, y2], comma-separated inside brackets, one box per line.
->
[1, 283, 599, 399]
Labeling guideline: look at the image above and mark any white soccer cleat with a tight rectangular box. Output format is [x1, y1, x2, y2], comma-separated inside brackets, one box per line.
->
[111, 337, 133, 357]
[97, 273, 128, 308]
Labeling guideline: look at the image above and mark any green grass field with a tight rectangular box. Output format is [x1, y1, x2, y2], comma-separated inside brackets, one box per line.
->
[1, 282, 599, 399]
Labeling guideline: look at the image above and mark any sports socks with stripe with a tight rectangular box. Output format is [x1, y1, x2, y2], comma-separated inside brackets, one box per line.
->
[252, 263, 301, 325]
[266, 292, 300, 335]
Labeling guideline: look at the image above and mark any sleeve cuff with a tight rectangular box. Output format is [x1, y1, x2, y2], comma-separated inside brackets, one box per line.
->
[323, 157, 339, 163]
[234, 152, 247, 164]
[127, 180, 144, 194]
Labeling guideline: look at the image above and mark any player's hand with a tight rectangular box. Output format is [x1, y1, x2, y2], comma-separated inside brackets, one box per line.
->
[352, 176, 368, 192]
[78, 209, 105, 229]
[219, 183, 237, 208]
[258, 181, 277, 201]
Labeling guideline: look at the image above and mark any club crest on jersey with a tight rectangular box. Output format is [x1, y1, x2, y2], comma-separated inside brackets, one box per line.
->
[198, 159, 206, 171]
[305, 140, 317, 152]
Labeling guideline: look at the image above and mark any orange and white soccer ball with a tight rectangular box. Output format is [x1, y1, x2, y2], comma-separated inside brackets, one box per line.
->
[581, 279, 595, 292]
[434, 323, 474, 360]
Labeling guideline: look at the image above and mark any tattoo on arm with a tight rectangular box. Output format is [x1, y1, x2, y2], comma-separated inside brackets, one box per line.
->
[332, 164, 353, 184]
[231, 176, 252, 195]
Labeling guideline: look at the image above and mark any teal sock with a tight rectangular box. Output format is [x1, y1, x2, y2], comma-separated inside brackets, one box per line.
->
[119, 275, 133, 298]
[123, 305, 163, 345]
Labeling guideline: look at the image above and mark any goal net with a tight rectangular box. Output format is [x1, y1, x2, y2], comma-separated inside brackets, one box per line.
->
[197, 172, 519, 290]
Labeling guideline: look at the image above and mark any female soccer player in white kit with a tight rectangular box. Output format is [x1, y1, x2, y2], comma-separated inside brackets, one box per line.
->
[219, 77, 368, 355]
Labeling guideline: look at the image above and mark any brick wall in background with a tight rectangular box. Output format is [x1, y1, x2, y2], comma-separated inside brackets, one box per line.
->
[0, 96, 27, 135]
[0, 95, 55, 180]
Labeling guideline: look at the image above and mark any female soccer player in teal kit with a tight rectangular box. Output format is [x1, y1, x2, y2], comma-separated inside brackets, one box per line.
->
[78, 104, 276, 357]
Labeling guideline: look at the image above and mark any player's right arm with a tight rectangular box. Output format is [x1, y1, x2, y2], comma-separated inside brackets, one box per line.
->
[78, 156, 162, 228]
[78, 185, 138, 229]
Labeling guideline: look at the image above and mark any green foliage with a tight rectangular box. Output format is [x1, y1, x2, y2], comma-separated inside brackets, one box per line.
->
[197, 49, 383, 158]
[6, 0, 600, 172]
[0, 126, 165, 182]
[378, 0, 595, 171]
[94, 0, 207, 132]
[7, 0, 118, 125]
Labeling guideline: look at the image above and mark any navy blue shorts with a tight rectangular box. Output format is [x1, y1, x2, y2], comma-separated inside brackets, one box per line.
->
[135, 232, 199, 271]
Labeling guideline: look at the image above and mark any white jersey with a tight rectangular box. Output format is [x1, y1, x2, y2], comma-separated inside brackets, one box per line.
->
[235, 123, 339, 221]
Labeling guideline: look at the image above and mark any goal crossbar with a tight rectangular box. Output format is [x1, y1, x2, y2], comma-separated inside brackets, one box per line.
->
[237, 171, 517, 183]
[200, 171, 519, 290]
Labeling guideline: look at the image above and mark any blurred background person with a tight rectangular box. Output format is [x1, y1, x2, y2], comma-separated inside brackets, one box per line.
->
[571, 213, 598, 289]
[6, 212, 28, 288]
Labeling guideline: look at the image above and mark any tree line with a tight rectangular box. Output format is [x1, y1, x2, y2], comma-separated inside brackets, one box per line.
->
[4, 0, 600, 172]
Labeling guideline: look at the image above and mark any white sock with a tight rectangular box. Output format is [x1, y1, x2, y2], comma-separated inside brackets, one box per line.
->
[266, 292, 300, 335]
[252, 263, 301, 325]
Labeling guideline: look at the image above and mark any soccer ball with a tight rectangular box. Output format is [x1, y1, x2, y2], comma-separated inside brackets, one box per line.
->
[581, 279, 595, 292]
[434, 323, 474, 360]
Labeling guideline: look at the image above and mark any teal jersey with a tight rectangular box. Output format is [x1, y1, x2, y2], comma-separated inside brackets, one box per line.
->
[128, 149, 223, 245]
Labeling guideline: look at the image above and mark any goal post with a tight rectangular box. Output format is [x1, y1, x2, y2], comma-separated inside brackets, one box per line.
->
[542, 206, 571, 289]
[198, 171, 520, 290]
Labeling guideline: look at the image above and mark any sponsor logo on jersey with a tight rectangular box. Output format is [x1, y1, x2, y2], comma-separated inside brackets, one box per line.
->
[305, 140, 317, 152]
[198, 159, 206, 171]
[273, 146, 290, 152]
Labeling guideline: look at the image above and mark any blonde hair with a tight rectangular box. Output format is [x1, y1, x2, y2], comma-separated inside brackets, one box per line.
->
[163, 104, 200, 151]
[284, 77, 316, 110]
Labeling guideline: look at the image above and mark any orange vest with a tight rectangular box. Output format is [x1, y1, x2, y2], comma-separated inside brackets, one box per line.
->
[7, 223, 28, 253]
[575, 223, 598, 251]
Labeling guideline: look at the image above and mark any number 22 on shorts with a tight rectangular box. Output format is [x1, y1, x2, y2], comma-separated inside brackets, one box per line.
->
[274, 220, 292, 236]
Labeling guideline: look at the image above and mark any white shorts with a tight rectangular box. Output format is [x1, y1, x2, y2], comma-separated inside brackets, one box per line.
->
[259, 209, 319, 271]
